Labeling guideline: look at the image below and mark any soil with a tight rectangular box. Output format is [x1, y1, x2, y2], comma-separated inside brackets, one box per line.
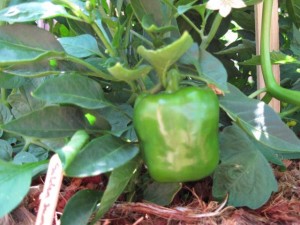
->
[1, 160, 300, 225]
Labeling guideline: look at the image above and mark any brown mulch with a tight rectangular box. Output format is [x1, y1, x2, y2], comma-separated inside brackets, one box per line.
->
[1, 160, 300, 225]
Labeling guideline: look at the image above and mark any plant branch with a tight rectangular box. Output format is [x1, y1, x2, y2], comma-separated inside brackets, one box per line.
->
[280, 106, 300, 118]
[162, 0, 202, 36]
[260, 0, 300, 106]
[63, 55, 114, 80]
[248, 87, 267, 99]
[0, 88, 8, 106]
[200, 13, 222, 49]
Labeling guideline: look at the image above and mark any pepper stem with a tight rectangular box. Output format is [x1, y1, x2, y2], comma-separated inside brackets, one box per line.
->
[166, 69, 180, 93]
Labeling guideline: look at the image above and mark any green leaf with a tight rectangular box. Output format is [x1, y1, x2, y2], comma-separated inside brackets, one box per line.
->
[131, 0, 173, 28]
[213, 125, 278, 209]
[216, 40, 255, 55]
[65, 135, 139, 177]
[0, 103, 13, 137]
[0, 160, 48, 218]
[141, 15, 177, 33]
[33, 74, 111, 109]
[13, 151, 38, 164]
[0, 73, 26, 88]
[240, 51, 300, 66]
[287, 0, 300, 29]
[137, 32, 193, 76]
[220, 84, 300, 153]
[108, 63, 152, 82]
[98, 104, 133, 137]
[242, 0, 263, 6]
[0, 140, 13, 161]
[60, 190, 103, 225]
[0, 2, 75, 23]
[58, 34, 102, 58]
[7, 78, 46, 118]
[181, 45, 228, 91]
[0, 24, 64, 65]
[28, 145, 49, 161]
[0, 103, 13, 124]
[1, 106, 111, 138]
[92, 157, 140, 222]
[177, 1, 197, 15]
[143, 182, 181, 206]
[56, 130, 89, 170]
[197, 48, 228, 91]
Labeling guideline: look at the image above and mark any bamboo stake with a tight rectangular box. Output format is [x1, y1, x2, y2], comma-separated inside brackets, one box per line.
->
[255, 0, 280, 112]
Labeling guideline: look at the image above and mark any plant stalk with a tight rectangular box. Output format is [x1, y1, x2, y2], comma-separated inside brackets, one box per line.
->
[248, 87, 267, 99]
[280, 106, 300, 118]
[261, 0, 300, 106]
[200, 13, 222, 49]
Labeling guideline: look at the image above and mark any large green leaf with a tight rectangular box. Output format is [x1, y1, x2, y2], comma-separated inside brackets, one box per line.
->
[0, 24, 64, 65]
[220, 84, 300, 153]
[1, 106, 111, 138]
[0, 1, 75, 23]
[137, 32, 193, 76]
[91, 157, 140, 222]
[58, 34, 102, 58]
[143, 182, 181, 206]
[60, 190, 103, 225]
[0, 160, 48, 218]
[287, 0, 300, 29]
[65, 135, 139, 177]
[33, 74, 111, 109]
[181, 45, 228, 91]
[213, 125, 278, 209]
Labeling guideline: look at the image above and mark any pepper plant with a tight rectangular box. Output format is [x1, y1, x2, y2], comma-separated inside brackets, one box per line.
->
[1, 0, 300, 223]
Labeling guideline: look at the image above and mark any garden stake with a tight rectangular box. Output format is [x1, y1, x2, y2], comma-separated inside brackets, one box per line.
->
[35, 154, 63, 225]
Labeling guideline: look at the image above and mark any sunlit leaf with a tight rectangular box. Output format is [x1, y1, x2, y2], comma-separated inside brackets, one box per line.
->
[220, 84, 300, 153]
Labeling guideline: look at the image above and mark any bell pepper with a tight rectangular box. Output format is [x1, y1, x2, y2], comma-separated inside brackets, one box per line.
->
[133, 86, 219, 182]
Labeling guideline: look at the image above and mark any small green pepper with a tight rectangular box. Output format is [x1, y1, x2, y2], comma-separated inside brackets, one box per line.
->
[133, 86, 219, 182]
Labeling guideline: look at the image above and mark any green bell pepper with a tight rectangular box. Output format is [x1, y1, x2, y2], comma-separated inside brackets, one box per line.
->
[133, 86, 219, 182]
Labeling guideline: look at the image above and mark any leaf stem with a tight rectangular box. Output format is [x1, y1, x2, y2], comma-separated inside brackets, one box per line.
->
[130, 30, 154, 48]
[0, 88, 8, 106]
[200, 13, 222, 49]
[90, 21, 116, 57]
[63, 55, 114, 80]
[280, 106, 300, 118]
[162, 0, 202, 36]
[248, 87, 267, 99]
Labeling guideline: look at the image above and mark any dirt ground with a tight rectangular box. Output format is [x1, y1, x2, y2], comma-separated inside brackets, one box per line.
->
[1, 160, 300, 225]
